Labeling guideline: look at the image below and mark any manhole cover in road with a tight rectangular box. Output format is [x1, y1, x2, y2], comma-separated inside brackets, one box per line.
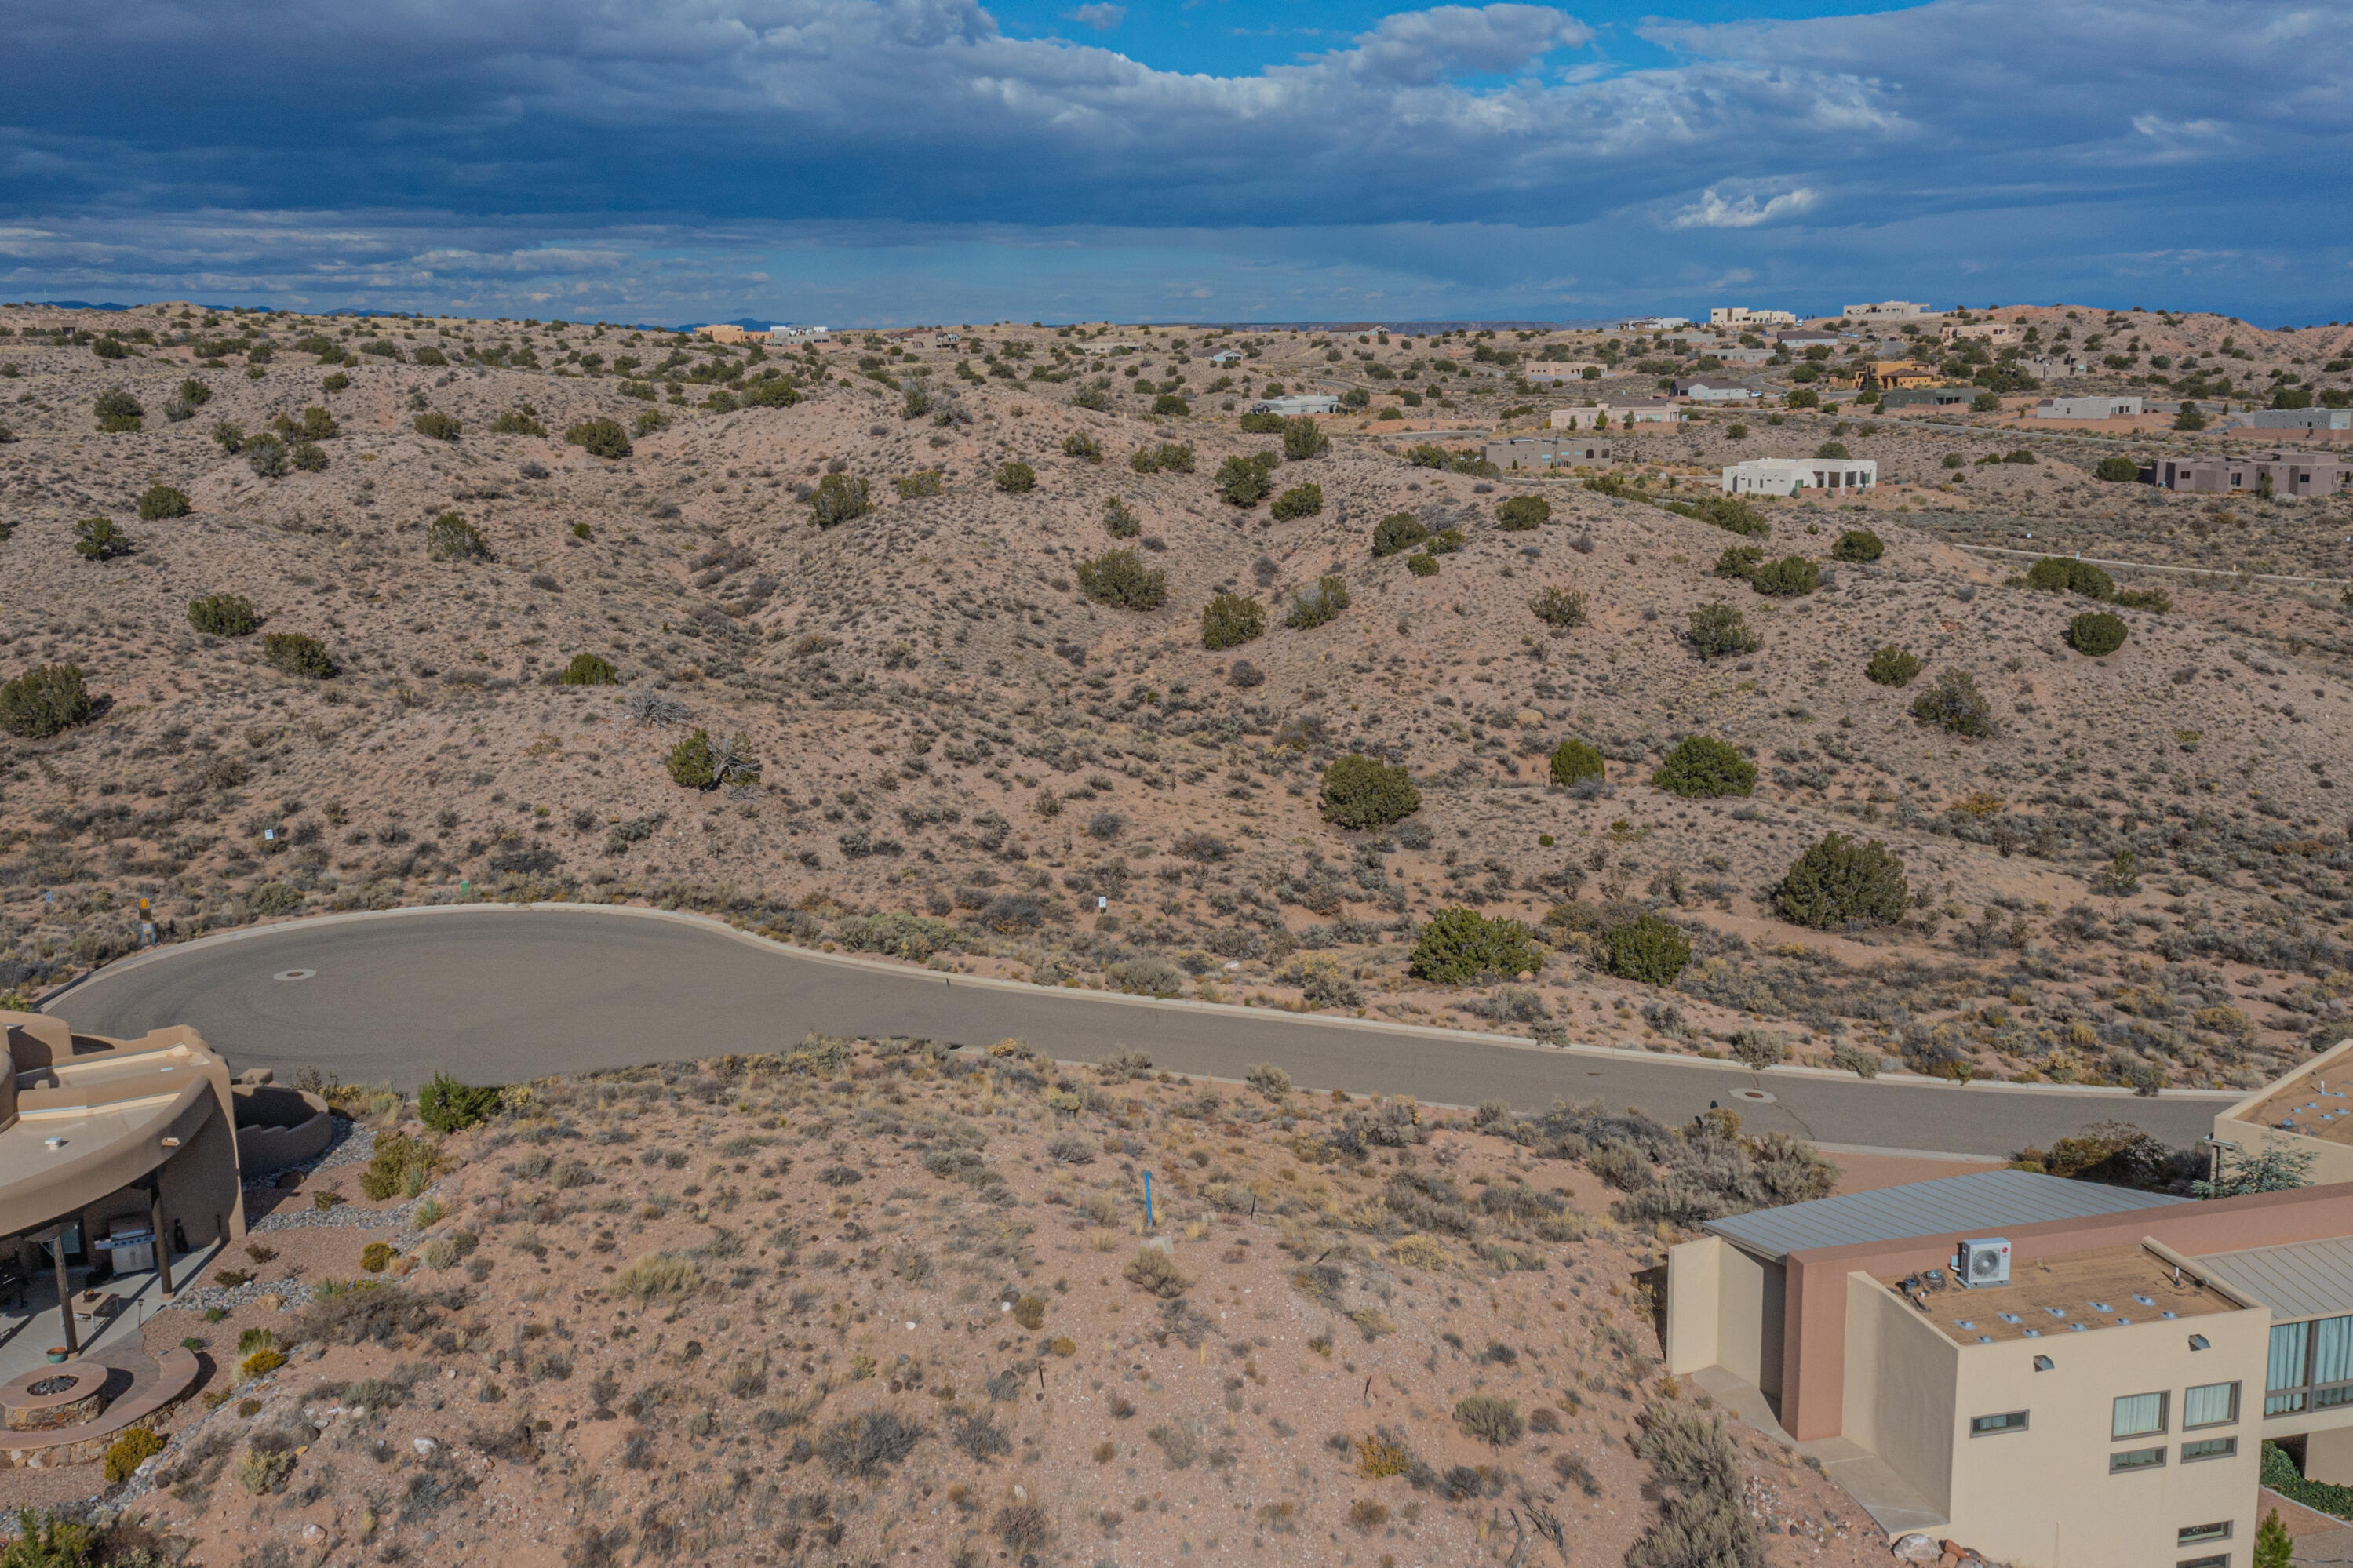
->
[1733, 1088, 1776, 1104]
[272, 970, 315, 983]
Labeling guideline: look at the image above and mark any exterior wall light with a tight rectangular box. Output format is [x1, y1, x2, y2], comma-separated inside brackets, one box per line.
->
[2031, 1355, 2055, 1372]
[2188, 1335, 2211, 1351]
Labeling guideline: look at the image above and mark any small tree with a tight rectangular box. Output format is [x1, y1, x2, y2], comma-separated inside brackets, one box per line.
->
[426, 511, 490, 561]
[1495, 494, 1550, 530]
[667, 728, 717, 788]
[2196, 1147, 2315, 1200]
[1280, 417, 1330, 460]
[1215, 452, 1279, 507]
[413, 410, 461, 441]
[1529, 586, 1586, 629]
[810, 473, 872, 527]
[1686, 602, 1758, 659]
[1652, 736, 1755, 798]
[1910, 667, 1996, 737]
[2255, 1507, 2293, 1568]
[419, 1072, 502, 1133]
[1151, 393, 1190, 416]
[1830, 528, 1882, 562]
[73, 517, 133, 560]
[1549, 739, 1604, 787]
[2068, 611, 2128, 656]
[0, 663, 94, 739]
[994, 460, 1036, 493]
[1372, 513, 1429, 557]
[1102, 497, 1141, 537]
[1779, 832, 1910, 929]
[2025, 556, 2114, 600]
[1747, 555, 1819, 596]
[1410, 908, 1543, 983]
[244, 434, 289, 478]
[138, 484, 192, 520]
[1865, 646, 1922, 687]
[1200, 592, 1266, 650]
[1285, 575, 1350, 629]
[1321, 755, 1420, 830]
[1062, 432, 1102, 463]
[491, 409, 547, 436]
[559, 653, 618, 686]
[188, 594, 258, 637]
[2174, 401, 2207, 431]
[1076, 548, 1167, 610]
[262, 632, 337, 679]
[566, 418, 631, 459]
[93, 390, 144, 432]
[1271, 482, 1323, 520]
[1598, 915, 1692, 985]
[2095, 456, 2140, 482]
[1814, 441, 1850, 459]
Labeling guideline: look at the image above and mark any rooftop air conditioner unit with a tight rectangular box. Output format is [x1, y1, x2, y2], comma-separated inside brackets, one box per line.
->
[1958, 1238, 2012, 1290]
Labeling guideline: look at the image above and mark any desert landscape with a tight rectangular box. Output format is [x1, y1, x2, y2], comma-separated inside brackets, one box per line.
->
[6, 303, 2353, 1099]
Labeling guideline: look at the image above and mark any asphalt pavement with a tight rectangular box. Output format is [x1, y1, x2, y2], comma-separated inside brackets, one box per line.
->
[45, 905, 2231, 1159]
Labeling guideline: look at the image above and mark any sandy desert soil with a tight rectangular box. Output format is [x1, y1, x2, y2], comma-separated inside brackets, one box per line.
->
[6, 303, 2353, 1104]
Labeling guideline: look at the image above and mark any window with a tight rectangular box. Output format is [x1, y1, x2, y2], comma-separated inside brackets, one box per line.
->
[2179, 1522, 2232, 1546]
[2179, 1558, 2230, 1568]
[2184, 1381, 2239, 1428]
[1969, 1411, 2028, 1438]
[2182, 1437, 2238, 1463]
[2113, 1392, 2169, 1440]
[2111, 1446, 2166, 1474]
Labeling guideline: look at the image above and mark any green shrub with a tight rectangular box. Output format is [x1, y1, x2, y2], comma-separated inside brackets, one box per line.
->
[1549, 739, 1604, 787]
[188, 594, 258, 637]
[1830, 528, 1882, 562]
[177, 377, 213, 407]
[73, 517, 133, 560]
[1662, 492, 1769, 537]
[1748, 555, 1819, 596]
[1076, 548, 1167, 609]
[634, 409, 672, 436]
[1865, 646, 1921, 687]
[1062, 432, 1102, 463]
[1372, 513, 1429, 557]
[1495, 494, 1550, 530]
[558, 653, 617, 686]
[1779, 833, 1909, 929]
[426, 511, 489, 561]
[419, 1071, 502, 1132]
[1425, 527, 1466, 555]
[1271, 483, 1324, 520]
[1410, 908, 1544, 984]
[212, 418, 246, 453]
[1200, 592, 1266, 650]
[1281, 418, 1330, 460]
[104, 1424, 166, 1484]
[290, 441, 327, 472]
[413, 410, 461, 442]
[1240, 411, 1284, 434]
[895, 469, 943, 498]
[1102, 497, 1141, 537]
[2113, 586, 2171, 612]
[1814, 441, 1850, 459]
[94, 390, 144, 432]
[667, 729, 718, 788]
[566, 418, 630, 458]
[138, 484, 191, 520]
[1910, 667, 1996, 737]
[1130, 442, 1195, 474]
[1151, 394, 1190, 417]
[1454, 1395, 1524, 1446]
[2024, 556, 2114, 599]
[995, 460, 1036, 493]
[1529, 586, 1586, 628]
[0, 664, 93, 739]
[262, 633, 337, 679]
[1320, 755, 1420, 831]
[1285, 574, 1351, 629]
[1215, 452, 1280, 507]
[1652, 736, 1754, 798]
[2095, 456, 2140, 482]
[1685, 602, 1759, 660]
[1405, 553, 1437, 576]
[2069, 610, 2128, 656]
[1712, 545, 1763, 580]
[810, 473, 872, 527]
[244, 434, 288, 478]
[359, 1242, 395, 1273]
[1598, 915, 1692, 985]
[2002, 448, 2036, 465]
[490, 409, 547, 436]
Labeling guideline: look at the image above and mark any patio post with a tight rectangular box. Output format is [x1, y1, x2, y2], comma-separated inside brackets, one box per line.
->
[51, 1235, 75, 1357]
[148, 1173, 173, 1297]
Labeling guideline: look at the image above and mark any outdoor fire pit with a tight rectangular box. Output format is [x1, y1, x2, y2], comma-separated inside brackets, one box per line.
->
[0, 1362, 109, 1432]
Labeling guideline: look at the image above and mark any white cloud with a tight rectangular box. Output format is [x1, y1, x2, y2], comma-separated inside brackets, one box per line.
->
[1065, 3, 1124, 31]
[1669, 187, 1820, 230]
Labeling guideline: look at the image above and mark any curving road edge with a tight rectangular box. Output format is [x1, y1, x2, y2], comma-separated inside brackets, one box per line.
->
[42, 902, 2231, 1159]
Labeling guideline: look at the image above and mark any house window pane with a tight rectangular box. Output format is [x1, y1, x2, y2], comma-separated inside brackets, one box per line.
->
[2182, 1437, 2238, 1463]
[2184, 1381, 2239, 1428]
[1969, 1411, 2027, 1438]
[2315, 1316, 2353, 1386]
[2110, 1446, 2165, 1473]
[2179, 1523, 2231, 1545]
[2271, 1322, 2313, 1392]
[2112, 1392, 2167, 1440]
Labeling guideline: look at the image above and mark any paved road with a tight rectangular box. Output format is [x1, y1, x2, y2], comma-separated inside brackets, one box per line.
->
[46, 906, 2229, 1158]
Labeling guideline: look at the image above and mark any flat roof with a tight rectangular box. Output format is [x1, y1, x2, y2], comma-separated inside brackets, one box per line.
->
[2228, 1079, 2353, 1147]
[2194, 1236, 2353, 1322]
[1704, 1170, 2191, 1262]
[1878, 1243, 2242, 1347]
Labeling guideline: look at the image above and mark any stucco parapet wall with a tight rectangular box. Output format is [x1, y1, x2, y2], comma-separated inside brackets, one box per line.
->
[1779, 1183, 2353, 1441]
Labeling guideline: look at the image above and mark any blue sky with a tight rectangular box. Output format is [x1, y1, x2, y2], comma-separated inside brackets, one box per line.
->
[2, 0, 2347, 325]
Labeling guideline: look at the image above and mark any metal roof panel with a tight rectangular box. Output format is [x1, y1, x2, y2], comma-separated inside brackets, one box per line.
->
[2193, 1236, 2353, 1322]
[1703, 1170, 2191, 1261]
